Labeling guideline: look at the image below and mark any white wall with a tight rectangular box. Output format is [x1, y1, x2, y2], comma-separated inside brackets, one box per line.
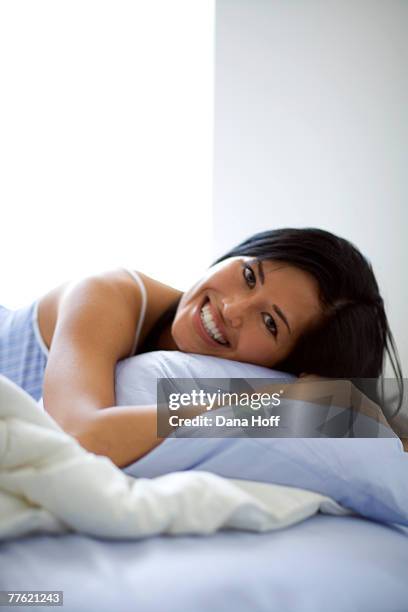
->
[0, 1, 214, 308]
[213, 0, 408, 376]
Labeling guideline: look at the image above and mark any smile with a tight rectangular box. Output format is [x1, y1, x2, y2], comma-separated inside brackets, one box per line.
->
[193, 297, 230, 348]
[199, 299, 229, 345]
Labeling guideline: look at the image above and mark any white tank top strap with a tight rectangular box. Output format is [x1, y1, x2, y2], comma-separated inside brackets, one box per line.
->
[122, 268, 148, 357]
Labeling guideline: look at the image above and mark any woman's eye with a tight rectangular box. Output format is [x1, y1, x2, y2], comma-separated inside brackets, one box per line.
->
[243, 264, 256, 288]
[262, 313, 277, 337]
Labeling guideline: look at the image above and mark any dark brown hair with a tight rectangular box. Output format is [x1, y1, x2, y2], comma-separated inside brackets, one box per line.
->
[212, 227, 404, 418]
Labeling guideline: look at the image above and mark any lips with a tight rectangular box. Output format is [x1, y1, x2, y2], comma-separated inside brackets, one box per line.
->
[203, 297, 230, 345]
[193, 296, 230, 348]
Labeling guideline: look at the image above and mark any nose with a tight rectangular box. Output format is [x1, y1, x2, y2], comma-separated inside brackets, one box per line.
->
[222, 296, 252, 328]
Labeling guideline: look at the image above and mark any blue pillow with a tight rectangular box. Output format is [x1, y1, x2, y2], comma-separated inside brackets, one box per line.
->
[115, 351, 408, 525]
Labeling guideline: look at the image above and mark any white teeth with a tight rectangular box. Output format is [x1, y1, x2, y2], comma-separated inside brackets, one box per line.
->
[200, 303, 228, 345]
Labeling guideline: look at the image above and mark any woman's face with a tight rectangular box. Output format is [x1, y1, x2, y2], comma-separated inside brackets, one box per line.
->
[171, 256, 323, 369]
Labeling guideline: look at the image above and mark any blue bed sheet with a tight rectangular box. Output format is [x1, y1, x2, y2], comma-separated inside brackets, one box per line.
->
[1, 515, 407, 612]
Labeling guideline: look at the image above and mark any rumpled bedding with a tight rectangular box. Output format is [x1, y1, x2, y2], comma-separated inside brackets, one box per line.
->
[0, 375, 350, 540]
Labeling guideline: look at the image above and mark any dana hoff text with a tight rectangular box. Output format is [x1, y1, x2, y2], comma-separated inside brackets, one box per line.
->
[168, 414, 281, 428]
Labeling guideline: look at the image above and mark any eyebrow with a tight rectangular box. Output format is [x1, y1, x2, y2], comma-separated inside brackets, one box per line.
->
[254, 259, 292, 335]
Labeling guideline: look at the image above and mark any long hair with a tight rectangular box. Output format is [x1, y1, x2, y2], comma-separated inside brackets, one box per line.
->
[211, 228, 404, 419]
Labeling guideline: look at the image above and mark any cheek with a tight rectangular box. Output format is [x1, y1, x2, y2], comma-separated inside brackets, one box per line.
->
[177, 288, 195, 309]
[171, 307, 195, 351]
[235, 329, 290, 368]
[170, 314, 185, 346]
[235, 333, 272, 361]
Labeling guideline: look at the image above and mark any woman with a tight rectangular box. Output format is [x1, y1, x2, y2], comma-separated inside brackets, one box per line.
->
[0, 227, 404, 465]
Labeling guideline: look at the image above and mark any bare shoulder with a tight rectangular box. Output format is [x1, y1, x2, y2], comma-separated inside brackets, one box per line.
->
[121, 269, 183, 347]
[80, 268, 184, 353]
[37, 267, 182, 351]
[114, 268, 180, 301]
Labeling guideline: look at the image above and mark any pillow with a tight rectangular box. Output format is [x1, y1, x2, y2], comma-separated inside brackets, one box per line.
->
[115, 350, 408, 526]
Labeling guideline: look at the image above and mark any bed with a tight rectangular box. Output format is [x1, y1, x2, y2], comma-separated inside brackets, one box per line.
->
[1, 350, 407, 612]
[1, 514, 407, 612]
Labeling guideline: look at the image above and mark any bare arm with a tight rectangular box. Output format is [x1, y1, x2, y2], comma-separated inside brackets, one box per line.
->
[41, 269, 201, 467]
[73, 400, 212, 468]
[42, 270, 208, 467]
[74, 404, 164, 468]
[42, 270, 143, 432]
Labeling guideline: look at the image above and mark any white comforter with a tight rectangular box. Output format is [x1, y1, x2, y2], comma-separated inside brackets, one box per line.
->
[0, 376, 350, 539]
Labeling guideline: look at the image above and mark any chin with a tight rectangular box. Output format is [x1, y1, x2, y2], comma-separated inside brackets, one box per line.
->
[175, 336, 202, 355]
[171, 330, 189, 352]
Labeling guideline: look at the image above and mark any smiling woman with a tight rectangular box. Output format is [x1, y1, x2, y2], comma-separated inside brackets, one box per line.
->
[209, 228, 403, 387]
[0, 227, 404, 466]
[170, 257, 322, 368]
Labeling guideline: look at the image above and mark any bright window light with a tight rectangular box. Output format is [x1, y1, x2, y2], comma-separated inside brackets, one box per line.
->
[0, 1, 214, 308]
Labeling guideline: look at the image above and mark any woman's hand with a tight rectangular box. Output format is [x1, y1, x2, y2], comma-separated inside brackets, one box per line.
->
[254, 373, 392, 434]
[291, 374, 392, 432]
